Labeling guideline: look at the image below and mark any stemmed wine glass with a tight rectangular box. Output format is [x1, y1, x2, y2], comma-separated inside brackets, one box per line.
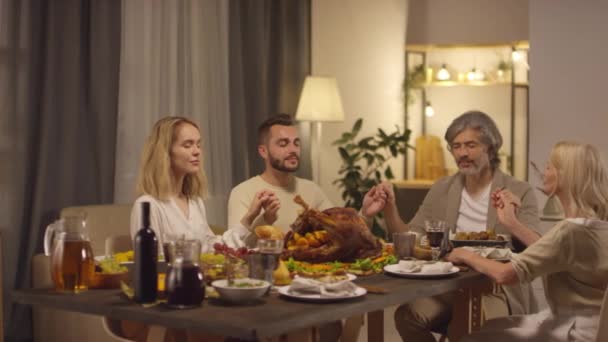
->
[424, 219, 447, 261]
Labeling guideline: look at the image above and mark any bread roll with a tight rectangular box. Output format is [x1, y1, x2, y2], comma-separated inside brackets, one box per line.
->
[413, 246, 433, 260]
[254, 225, 284, 240]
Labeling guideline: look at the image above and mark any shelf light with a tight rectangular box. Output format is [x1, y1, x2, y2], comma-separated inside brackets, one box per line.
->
[466, 68, 485, 81]
[512, 51, 523, 62]
[436, 64, 451, 81]
[424, 101, 435, 117]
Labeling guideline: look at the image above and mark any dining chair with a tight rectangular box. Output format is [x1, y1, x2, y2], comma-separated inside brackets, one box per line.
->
[596, 287, 608, 342]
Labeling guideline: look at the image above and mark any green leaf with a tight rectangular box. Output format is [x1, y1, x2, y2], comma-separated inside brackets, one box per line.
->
[352, 118, 363, 135]
[378, 128, 388, 138]
[358, 137, 374, 149]
[389, 144, 398, 157]
[384, 166, 394, 179]
[363, 152, 374, 166]
[338, 147, 350, 161]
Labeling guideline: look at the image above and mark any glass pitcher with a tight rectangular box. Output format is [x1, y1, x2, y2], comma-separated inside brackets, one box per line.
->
[165, 239, 204, 308]
[44, 215, 95, 293]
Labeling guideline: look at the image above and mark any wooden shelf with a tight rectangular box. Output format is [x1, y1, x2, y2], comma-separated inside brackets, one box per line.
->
[422, 81, 528, 87]
[406, 41, 529, 52]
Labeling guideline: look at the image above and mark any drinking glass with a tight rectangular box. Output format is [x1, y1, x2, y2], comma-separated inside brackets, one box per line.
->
[424, 219, 447, 261]
[165, 239, 204, 308]
[256, 239, 284, 286]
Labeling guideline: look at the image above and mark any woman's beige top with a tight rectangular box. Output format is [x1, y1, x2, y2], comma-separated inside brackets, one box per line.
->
[511, 218, 608, 315]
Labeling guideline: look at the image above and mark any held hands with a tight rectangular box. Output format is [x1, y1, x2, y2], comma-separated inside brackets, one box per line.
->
[361, 181, 394, 218]
[242, 190, 280, 227]
[491, 188, 521, 228]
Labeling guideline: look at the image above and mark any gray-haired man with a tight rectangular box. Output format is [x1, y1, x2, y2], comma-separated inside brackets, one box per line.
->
[363, 110, 541, 342]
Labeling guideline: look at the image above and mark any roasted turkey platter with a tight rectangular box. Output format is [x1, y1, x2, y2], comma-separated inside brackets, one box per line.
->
[283, 196, 383, 263]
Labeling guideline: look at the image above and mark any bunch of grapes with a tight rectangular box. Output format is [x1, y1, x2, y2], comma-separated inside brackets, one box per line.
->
[213, 243, 253, 260]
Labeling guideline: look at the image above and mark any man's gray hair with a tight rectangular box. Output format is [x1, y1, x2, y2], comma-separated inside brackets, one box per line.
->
[444, 110, 503, 170]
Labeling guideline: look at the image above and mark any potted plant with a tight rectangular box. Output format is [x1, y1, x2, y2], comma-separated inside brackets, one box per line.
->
[332, 118, 412, 238]
[403, 64, 426, 104]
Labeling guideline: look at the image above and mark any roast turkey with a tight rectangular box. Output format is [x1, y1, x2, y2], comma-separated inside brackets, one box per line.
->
[283, 196, 382, 263]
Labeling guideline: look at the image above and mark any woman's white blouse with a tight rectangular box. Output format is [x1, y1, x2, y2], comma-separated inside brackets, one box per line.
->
[130, 195, 249, 254]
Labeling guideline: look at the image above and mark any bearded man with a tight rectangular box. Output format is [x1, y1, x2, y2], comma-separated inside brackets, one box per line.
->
[363, 110, 542, 342]
[227, 114, 334, 246]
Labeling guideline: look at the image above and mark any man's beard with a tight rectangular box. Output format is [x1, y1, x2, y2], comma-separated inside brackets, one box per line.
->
[457, 154, 489, 176]
[269, 153, 300, 172]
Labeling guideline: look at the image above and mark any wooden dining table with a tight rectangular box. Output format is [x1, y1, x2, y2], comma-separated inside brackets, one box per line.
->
[13, 270, 492, 341]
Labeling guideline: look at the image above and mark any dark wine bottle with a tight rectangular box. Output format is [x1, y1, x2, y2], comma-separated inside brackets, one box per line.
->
[134, 201, 158, 303]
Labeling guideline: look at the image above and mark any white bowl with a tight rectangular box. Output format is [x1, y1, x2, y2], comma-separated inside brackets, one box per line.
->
[211, 278, 270, 303]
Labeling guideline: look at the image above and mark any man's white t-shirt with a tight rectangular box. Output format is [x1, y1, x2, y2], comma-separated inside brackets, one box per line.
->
[455, 183, 492, 232]
[228, 175, 333, 237]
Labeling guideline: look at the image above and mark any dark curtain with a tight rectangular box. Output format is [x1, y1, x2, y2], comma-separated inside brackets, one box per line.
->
[0, 1, 121, 340]
[229, 0, 312, 184]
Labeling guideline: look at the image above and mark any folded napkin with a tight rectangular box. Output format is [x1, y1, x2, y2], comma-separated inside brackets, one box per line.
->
[397, 260, 454, 274]
[462, 246, 511, 259]
[288, 277, 359, 297]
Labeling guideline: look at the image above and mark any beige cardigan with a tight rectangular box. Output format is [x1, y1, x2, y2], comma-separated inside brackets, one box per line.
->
[408, 169, 541, 315]
[409, 169, 541, 250]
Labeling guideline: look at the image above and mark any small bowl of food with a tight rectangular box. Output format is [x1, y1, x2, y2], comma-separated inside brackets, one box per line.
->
[211, 278, 270, 303]
[90, 271, 129, 289]
[91, 256, 130, 289]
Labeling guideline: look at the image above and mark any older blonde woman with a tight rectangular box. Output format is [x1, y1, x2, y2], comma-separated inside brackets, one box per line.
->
[448, 141, 608, 341]
[129, 116, 256, 253]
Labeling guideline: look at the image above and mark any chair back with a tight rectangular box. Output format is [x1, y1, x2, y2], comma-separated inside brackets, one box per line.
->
[105, 234, 133, 255]
[61, 204, 132, 257]
[596, 287, 608, 342]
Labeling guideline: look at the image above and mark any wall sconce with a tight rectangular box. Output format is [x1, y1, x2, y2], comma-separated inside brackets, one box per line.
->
[295, 76, 345, 183]
[436, 64, 451, 81]
[424, 101, 435, 117]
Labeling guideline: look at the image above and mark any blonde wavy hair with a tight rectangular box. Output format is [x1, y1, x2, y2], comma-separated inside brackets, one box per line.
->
[550, 141, 608, 220]
[135, 116, 208, 200]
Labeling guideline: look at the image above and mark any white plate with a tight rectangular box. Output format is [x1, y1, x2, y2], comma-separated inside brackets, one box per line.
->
[294, 273, 357, 282]
[277, 285, 367, 302]
[383, 264, 459, 279]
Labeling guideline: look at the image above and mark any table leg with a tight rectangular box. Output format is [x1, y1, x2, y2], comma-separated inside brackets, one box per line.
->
[448, 277, 494, 341]
[147, 325, 166, 342]
[367, 310, 384, 342]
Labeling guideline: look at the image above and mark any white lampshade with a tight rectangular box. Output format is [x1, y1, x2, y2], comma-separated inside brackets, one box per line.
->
[295, 76, 345, 122]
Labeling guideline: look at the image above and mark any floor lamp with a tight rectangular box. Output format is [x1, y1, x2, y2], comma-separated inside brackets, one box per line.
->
[295, 76, 345, 183]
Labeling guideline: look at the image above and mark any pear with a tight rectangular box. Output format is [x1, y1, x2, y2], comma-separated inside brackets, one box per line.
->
[273, 259, 292, 286]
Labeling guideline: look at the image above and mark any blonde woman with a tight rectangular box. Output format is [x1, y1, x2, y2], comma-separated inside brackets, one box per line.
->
[448, 141, 608, 341]
[129, 116, 253, 253]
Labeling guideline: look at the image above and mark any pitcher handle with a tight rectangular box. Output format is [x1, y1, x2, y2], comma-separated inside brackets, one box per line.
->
[43, 220, 60, 256]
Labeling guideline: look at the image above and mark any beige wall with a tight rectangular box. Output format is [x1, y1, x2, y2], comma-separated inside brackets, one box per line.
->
[407, 0, 528, 45]
[529, 0, 608, 205]
[311, 0, 408, 206]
